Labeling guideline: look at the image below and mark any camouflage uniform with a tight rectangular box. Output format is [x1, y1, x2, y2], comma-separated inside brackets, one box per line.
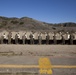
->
[46, 33, 50, 44]
[8, 32, 12, 44]
[15, 34, 18, 44]
[38, 33, 42, 44]
[70, 33, 74, 45]
[22, 33, 27, 44]
[53, 33, 57, 44]
[61, 33, 65, 45]
[1, 35, 4, 44]
[29, 33, 34, 44]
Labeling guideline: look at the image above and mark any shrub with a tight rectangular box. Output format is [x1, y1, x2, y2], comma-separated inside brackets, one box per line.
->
[11, 20, 19, 24]
[2, 21, 7, 25]
[19, 22, 24, 25]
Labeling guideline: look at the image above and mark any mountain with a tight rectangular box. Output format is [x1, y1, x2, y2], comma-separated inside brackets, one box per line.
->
[0, 16, 76, 32]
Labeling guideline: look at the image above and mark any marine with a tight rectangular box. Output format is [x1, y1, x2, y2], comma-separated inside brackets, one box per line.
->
[46, 32, 50, 44]
[53, 32, 57, 44]
[29, 33, 34, 44]
[8, 32, 12, 44]
[61, 32, 65, 45]
[70, 32, 74, 45]
[38, 33, 42, 44]
[22, 33, 27, 44]
[15, 33, 18, 44]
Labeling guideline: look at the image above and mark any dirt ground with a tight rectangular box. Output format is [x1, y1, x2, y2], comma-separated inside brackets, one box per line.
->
[0, 45, 76, 57]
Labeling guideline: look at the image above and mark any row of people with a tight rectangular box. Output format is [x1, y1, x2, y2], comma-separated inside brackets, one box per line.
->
[0, 32, 75, 44]
[1, 32, 42, 44]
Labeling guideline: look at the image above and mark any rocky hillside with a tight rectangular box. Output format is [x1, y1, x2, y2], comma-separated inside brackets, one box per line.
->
[0, 16, 76, 32]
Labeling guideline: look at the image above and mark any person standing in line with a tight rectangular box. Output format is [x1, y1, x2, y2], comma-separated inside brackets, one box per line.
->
[53, 32, 57, 44]
[1, 33, 4, 44]
[22, 33, 27, 44]
[46, 32, 50, 44]
[8, 32, 12, 44]
[15, 33, 18, 44]
[29, 33, 33, 44]
[70, 32, 74, 45]
[38, 32, 42, 45]
[17, 33, 21, 44]
[10, 32, 13, 44]
[61, 33, 65, 45]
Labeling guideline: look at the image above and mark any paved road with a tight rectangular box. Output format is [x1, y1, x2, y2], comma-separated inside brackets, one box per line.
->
[0, 56, 76, 75]
[0, 45, 76, 75]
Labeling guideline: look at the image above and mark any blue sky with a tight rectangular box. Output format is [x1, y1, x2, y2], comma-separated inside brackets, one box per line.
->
[0, 0, 76, 23]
